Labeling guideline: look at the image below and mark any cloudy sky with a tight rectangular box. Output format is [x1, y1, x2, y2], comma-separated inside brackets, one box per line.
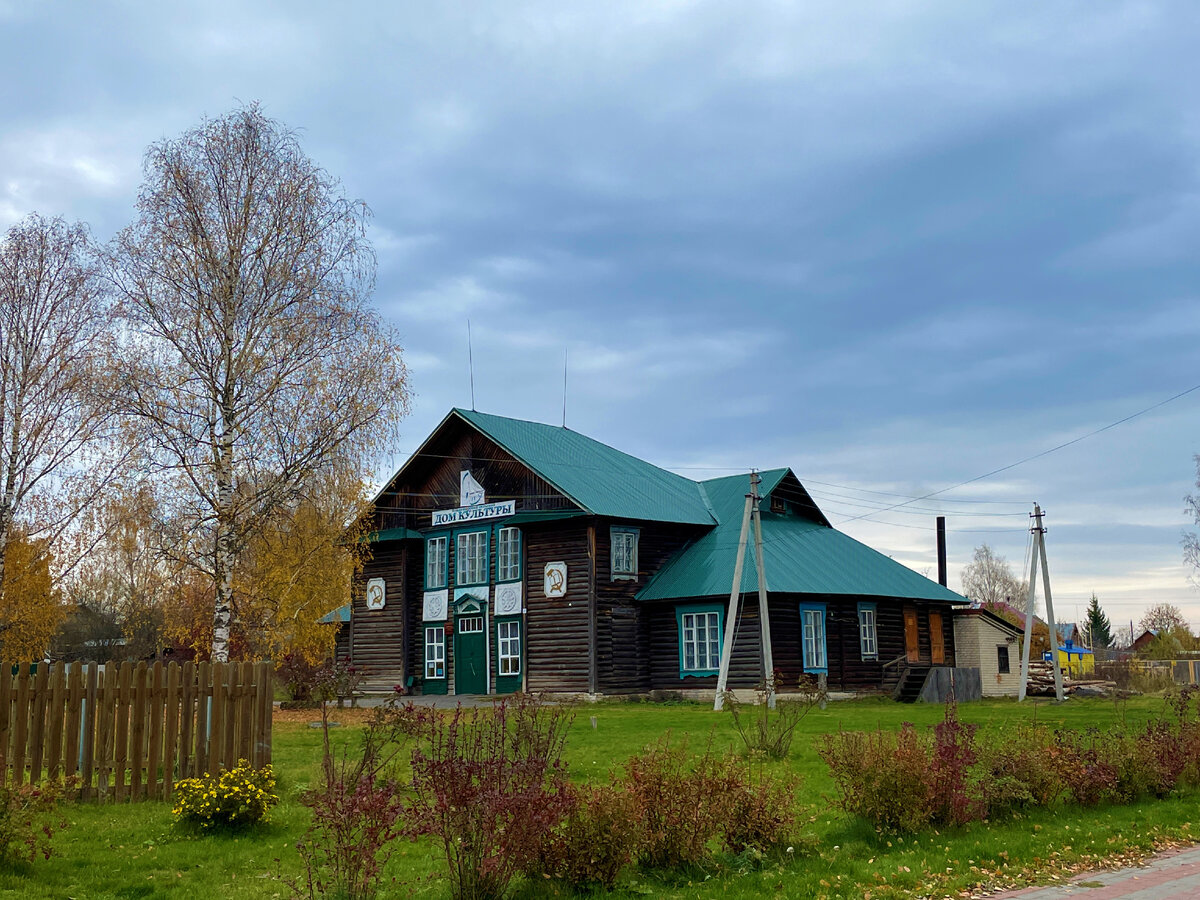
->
[4, 1, 1200, 630]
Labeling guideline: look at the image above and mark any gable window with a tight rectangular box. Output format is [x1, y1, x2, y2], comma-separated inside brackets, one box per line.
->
[497, 527, 521, 582]
[498, 620, 521, 675]
[424, 626, 445, 680]
[857, 602, 878, 660]
[456, 531, 488, 585]
[676, 604, 722, 677]
[997, 645, 1011, 674]
[611, 527, 639, 579]
[800, 602, 827, 673]
[426, 536, 448, 589]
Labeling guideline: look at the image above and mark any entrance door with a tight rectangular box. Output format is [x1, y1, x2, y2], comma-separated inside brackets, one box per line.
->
[454, 614, 488, 694]
[929, 612, 945, 664]
[904, 609, 920, 663]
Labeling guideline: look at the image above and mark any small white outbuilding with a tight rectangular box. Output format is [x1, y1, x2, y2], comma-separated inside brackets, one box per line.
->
[952, 607, 1024, 698]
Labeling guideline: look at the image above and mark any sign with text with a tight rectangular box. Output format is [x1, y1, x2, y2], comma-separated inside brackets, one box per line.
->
[431, 499, 516, 527]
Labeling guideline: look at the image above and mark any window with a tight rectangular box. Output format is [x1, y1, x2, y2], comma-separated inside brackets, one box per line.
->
[857, 603, 878, 660]
[677, 605, 722, 676]
[497, 527, 521, 582]
[498, 620, 521, 675]
[426, 536, 447, 589]
[801, 603, 827, 672]
[424, 626, 445, 680]
[611, 527, 639, 579]
[997, 645, 1011, 674]
[456, 531, 488, 585]
[457, 615, 483, 634]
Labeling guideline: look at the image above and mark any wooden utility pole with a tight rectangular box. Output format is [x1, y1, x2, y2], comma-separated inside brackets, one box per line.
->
[1018, 504, 1065, 702]
[715, 472, 772, 710]
[751, 474, 775, 708]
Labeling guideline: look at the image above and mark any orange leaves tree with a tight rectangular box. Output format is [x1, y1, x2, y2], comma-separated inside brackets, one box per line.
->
[108, 106, 409, 662]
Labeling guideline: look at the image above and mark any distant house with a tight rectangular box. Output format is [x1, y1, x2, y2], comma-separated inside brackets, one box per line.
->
[1132, 629, 1158, 653]
[1056, 622, 1082, 646]
[952, 607, 1023, 697]
[344, 409, 969, 698]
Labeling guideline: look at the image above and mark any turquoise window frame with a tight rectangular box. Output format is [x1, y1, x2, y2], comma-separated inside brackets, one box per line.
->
[800, 602, 828, 674]
[857, 602, 878, 661]
[495, 525, 522, 583]
[453, 527, 490, 587]
[424, 534, 449, 590]
[676, 602, 724, 678]
[610, 525, 640, 581]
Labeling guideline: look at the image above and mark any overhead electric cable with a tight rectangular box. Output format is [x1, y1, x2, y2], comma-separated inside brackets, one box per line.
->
[837, 381, 1200, 525]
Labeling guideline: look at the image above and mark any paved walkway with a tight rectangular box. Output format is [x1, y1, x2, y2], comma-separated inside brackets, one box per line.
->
[992, 845, 1200, 899]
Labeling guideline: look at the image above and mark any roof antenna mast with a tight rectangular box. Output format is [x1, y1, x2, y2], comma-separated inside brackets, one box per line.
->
[467, 319, 476, 411]
[562, 347, 568, 428]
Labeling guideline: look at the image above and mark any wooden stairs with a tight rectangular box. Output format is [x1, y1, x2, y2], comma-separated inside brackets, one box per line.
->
[894, 665, 931, 703]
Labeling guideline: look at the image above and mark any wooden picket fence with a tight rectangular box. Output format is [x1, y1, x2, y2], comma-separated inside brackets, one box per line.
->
[0, 660, 273, 802]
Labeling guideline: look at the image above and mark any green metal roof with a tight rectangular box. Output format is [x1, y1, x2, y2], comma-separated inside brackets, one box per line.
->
[453, 409, 716, 526]
[319, 604, 351, 624]
[638, 469, 966, 604]
[367, 527, 422, 542]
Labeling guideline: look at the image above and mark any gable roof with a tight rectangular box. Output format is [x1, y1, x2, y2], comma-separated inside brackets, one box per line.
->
[638, 469, 967, 604]
[450, 409, 716, 526]
[955, 606, 1024, 637]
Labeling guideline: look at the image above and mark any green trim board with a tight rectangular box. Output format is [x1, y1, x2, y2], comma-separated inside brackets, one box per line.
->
[676, 603, 724, 678]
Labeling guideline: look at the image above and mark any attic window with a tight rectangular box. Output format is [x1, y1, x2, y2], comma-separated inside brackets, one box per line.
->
[770, 495, 786, 514]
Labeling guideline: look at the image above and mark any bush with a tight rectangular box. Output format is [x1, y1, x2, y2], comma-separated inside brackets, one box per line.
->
[723, 672, 825, 760]
[296, 705, 411, 900]
[975, 725, 1068, 813]
[392, 696, 574, 900]
[173, 760, 278, 830]
[532, 781, 643, 891]
[0, 779, 70, 864]
[821, 723, 935, 832]
[624, 736, 732, 869]
[719, 765, 799, 856]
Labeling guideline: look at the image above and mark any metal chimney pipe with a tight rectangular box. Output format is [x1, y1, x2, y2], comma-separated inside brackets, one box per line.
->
[936, 516, 947, 587]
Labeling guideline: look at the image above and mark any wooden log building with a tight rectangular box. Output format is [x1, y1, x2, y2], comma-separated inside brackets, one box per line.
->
[345, 408, 967, 697]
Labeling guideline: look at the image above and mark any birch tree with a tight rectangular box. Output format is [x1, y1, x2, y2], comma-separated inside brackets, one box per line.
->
[109, 106, 409, 662]
[0, 214, 112, 654]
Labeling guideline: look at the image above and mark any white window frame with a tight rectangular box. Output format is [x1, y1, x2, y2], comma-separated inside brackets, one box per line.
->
[424, 626, 445, 680]
[802, 605, 827, 671]
[611, 527, 639, 580]
[858, 603, 878, 660]
[680, 608, 721, 674]
[497, 527, 521, 583]
[497, 620, 521, 676]
[426, 536, 447, 590]
[456, 531, 488, 585]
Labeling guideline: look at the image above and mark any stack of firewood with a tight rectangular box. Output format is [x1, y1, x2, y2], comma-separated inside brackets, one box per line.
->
[1023, 661, 1118, 696]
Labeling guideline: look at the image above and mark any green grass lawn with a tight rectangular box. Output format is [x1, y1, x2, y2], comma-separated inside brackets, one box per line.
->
[2, 695, 1196, 899]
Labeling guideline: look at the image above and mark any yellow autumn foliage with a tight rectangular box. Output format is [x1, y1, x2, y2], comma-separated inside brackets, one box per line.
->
[0, 534, 64, 661]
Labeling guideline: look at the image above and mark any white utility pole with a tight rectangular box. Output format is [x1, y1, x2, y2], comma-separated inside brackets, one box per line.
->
[1017, 504, 1065, 702]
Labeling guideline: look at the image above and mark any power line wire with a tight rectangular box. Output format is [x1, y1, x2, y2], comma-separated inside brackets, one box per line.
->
[837, 381, 1200, 526]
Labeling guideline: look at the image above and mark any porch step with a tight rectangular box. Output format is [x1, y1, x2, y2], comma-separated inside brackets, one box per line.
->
[894, 666, 931, 703]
